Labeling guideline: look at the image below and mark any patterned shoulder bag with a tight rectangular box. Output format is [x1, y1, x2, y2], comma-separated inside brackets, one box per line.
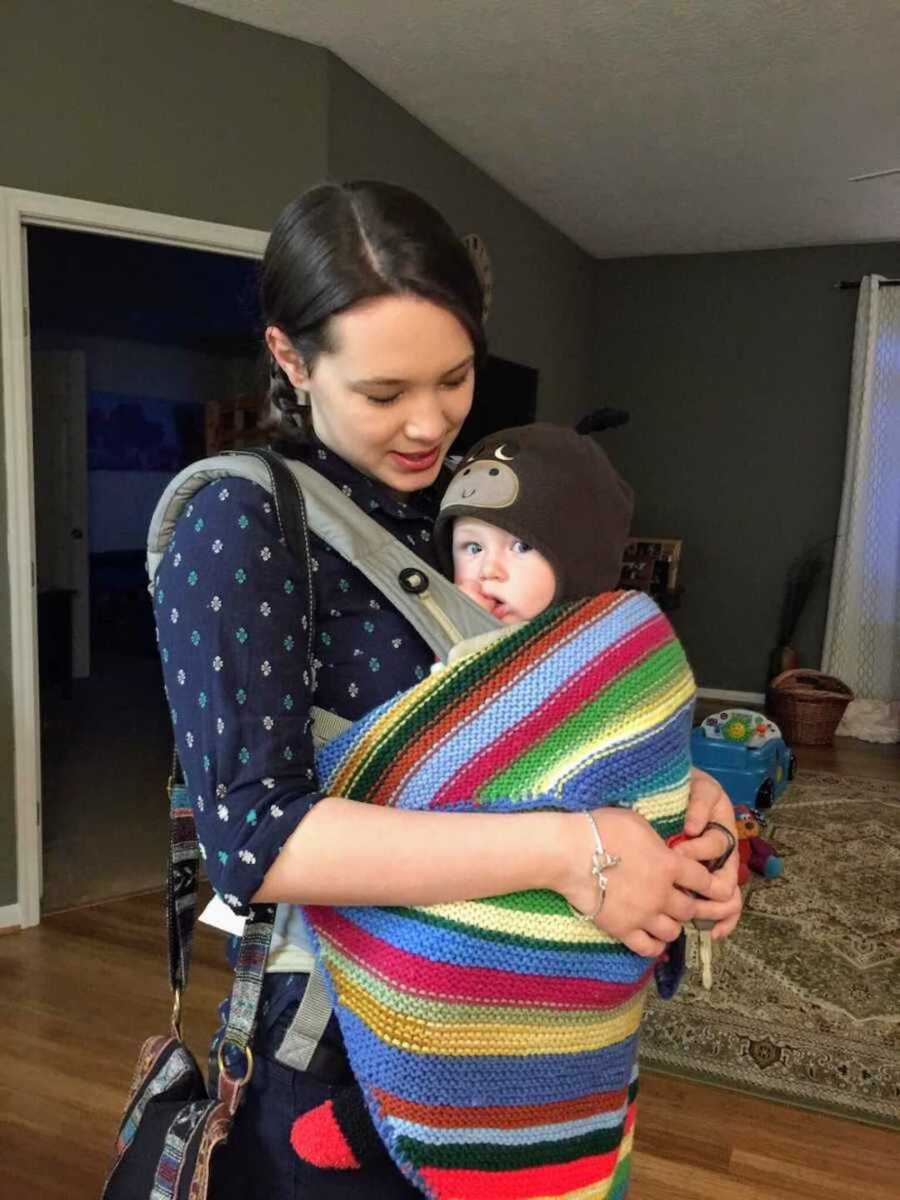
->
[100, 769, 276, 1199]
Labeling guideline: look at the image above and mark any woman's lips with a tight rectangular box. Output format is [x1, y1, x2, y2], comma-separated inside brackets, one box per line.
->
[389, 446, 440, 472]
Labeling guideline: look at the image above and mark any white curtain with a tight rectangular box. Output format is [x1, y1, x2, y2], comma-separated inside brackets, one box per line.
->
[822, 275, 900, 741]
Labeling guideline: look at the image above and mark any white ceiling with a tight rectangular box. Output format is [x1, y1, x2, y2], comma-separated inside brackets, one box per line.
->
[177, 0, 900, 258]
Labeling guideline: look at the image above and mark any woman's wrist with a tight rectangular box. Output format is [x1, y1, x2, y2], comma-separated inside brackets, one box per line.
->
[550, 808, 628, 903]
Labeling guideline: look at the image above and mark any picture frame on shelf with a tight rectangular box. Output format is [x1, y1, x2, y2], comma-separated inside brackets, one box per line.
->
[619, 537, 682, 602]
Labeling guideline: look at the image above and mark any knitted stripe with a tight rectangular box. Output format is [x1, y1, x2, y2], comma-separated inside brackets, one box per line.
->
[390, 601, 654, 808]
[319, 596, 627, 803]
[397, 1114, 631, 1169]
[415, 1108, 635, 1200]
[397, 900, 625, 950]
[435, 617, 676, 805]
[504, 647, 694, 799]
[339, 1011, 641, 1107]
[304, 592, 694, 1198]
[327, 961, 647, 1057]
[371, 1083, 631, 1128]
[415, 639, 690, 811]
[307, 907, 653, 998]
[390, 1104, 628, 1149]
[317, 901, 652, 981]
[313, 601, 557, 797]
[326, 947, 645, 1028]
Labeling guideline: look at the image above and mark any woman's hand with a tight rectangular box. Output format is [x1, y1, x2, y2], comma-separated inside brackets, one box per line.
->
[557, 807, 732, 959]
[671, 768, 743, 940]
[692, 884, 743, 940]
[683, 767, 735, 835]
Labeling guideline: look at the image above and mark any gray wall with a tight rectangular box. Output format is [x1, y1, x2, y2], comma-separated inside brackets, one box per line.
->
[0, 2, 598, 907]
[594, 243, 900, 693]
[1, 0, 330, 227]
[0, 0, 329, 909]
[326, 57, 597, 423]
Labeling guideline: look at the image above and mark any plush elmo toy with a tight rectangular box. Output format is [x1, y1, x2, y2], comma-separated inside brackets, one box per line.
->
[734, 805, 784, 885]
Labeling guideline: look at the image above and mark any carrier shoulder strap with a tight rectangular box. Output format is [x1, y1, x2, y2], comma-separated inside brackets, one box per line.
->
[148, 449, 503, 1074]
[147, 451, 502, 659]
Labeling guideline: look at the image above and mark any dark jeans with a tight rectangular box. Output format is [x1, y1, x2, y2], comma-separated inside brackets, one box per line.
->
[211, 977, 421, 1200]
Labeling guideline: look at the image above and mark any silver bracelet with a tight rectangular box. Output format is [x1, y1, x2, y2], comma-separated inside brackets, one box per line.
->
[567, 812, 622, 922]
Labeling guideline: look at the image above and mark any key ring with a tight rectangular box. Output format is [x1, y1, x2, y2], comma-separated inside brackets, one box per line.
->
[701, 820, 736, 873]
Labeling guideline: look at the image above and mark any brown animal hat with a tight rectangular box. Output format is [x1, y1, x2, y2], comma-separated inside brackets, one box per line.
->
[434, 422, 634, 601]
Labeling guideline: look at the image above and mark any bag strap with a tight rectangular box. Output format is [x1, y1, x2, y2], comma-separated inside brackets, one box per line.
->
[166, 773, 277, 1072]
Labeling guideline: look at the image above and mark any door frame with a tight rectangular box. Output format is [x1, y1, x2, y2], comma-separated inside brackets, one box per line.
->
[1, 187, 267, 928]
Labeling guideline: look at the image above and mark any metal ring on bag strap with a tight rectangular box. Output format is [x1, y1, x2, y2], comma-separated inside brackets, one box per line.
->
[217, 1040, 255, 1087]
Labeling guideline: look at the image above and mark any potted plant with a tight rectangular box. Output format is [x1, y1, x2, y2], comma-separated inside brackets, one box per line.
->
[768, 543, 830, 682]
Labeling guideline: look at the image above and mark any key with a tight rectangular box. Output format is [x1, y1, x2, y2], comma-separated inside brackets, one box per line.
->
[694, 919, 715, 989]
[669, 821, 736, 990]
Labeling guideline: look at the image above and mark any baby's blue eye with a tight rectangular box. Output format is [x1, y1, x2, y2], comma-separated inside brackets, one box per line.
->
[462, 542, 482, 556]
[512, 540, 532, 554]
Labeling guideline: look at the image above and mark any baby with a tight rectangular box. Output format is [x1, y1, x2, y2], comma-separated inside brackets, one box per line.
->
[436, 419, 633, 625]
[289, 424, 696, 1200]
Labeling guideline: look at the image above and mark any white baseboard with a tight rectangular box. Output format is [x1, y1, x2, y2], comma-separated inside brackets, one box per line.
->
[696, 688, 766, 706]
[0, 904, 22, 932]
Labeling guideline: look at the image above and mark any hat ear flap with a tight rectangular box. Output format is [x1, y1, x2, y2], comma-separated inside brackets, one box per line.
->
[575, 408, 630, 434]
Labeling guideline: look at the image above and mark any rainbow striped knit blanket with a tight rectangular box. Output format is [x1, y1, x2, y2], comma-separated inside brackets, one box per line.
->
[302, 590, 696, 1200]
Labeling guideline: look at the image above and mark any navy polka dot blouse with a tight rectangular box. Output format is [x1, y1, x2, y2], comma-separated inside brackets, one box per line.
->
[153, 438, 447, 915]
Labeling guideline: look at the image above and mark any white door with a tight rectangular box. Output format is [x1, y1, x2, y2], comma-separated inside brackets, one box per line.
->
[31, 349, 91, 680]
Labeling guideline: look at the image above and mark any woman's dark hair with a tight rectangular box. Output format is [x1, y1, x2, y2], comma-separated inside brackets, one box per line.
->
[259, 180, 486, 440]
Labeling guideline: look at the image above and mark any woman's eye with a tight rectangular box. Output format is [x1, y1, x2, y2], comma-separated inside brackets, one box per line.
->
[441, 374, 468, 390]
[366, 393, 401, 405]
[512, 540, 532, 554]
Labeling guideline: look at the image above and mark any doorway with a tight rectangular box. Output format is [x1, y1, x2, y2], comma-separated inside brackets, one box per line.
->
[24, 220, 263, 913]
[2, 189, 268, 928]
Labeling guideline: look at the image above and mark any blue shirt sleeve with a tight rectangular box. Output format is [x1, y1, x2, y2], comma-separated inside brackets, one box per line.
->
[153, 477, 321, 913]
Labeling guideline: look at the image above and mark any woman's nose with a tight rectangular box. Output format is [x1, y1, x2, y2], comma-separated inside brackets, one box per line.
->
[403, 395, 446, 443]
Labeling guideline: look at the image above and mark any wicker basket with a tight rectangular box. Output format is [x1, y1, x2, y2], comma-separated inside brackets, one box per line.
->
[768, 669, 854, 746]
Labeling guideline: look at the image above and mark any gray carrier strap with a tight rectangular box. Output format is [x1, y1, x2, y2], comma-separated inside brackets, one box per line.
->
[274, 966, 334, 1072]
[309, 705, 352, 749]
[276, 705, 349, 1069]
[147, 451, 502, 1075]
[147, 453, 502, 659]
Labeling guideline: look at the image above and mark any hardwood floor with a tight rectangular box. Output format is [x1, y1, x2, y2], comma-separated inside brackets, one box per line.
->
[1, 734, 897, 1198]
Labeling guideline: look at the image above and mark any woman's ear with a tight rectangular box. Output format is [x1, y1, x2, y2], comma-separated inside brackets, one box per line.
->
[265, 326, 310, 390]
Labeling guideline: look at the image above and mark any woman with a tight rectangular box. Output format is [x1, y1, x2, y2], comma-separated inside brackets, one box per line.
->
[153, 180, 740, 1199]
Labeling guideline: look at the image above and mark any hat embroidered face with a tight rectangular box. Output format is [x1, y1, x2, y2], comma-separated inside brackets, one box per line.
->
[433, 422, 635, 603]
[440, 441, 521, 512]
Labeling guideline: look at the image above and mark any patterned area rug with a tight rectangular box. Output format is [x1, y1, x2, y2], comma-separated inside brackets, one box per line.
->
[640, 771, 900, 1128]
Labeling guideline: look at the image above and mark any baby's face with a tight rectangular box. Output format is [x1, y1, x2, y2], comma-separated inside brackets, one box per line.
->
[452, 518, 556, 624]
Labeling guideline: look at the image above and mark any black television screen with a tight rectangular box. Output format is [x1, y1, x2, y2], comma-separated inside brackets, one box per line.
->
[450, 354, 538, 455]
